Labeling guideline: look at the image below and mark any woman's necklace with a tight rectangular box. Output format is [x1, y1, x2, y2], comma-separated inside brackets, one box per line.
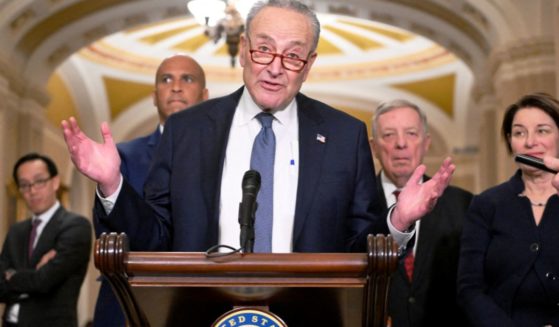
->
[518, 193, 547, 207]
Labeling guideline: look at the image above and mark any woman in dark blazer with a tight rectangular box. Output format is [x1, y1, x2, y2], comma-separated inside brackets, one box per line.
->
[458, 93, 559, 327]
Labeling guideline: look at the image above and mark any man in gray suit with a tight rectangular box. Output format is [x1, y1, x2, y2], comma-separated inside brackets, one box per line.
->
[0, 153, 92, 327]
[370, 100, 472, 326]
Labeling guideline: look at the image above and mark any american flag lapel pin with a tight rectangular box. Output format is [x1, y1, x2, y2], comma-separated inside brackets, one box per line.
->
[316, 133, 326, 143]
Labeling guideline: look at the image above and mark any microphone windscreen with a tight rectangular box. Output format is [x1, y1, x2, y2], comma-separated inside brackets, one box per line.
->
[242, 170, 261, 195]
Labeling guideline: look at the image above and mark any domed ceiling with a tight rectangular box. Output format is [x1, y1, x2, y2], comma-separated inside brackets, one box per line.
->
[46, 11, 472, 149]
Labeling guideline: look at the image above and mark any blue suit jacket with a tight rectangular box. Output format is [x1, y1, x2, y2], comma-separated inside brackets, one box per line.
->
[93, 128, 161, 327]
[458, 170, 559, 326]
[117, 128, 161, 197]
[94, 87, 385, 253]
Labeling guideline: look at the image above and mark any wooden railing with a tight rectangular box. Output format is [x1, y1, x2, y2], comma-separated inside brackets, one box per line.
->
[94, 233, 398, 327]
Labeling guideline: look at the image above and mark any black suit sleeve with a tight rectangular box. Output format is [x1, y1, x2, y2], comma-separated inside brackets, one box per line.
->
[6, 216, 92, 294]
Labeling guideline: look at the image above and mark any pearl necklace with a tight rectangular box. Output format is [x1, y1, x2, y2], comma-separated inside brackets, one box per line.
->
[518, 193, 546, 207]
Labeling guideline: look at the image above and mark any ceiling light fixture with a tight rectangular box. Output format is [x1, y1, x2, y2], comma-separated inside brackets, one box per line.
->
[187, 0, 256, 67]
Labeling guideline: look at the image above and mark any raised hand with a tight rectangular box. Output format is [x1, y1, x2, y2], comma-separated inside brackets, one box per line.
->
[390, 157, 455, 231]
[61, 117, 121, 196]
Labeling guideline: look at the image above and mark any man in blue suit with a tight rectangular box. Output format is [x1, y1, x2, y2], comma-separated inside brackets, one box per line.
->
[115, 54, 208, 197]
[63, 0, 453, 261]
[92, 54, 208, 327]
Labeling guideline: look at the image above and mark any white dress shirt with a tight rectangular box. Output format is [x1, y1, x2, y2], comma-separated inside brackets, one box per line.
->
[219, 89, 299, 252]
[381, 171, 418, 254]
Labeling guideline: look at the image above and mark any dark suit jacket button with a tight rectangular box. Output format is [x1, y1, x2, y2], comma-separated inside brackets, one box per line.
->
[546, 272, 557, 280]
[530, 242, 540, 252]
[408, 296, 416, 304]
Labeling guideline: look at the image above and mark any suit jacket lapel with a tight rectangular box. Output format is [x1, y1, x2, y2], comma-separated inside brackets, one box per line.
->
[292, 93, 327, 243]
[25, 219, 34, 266]
[146, 128, 162, 162]
[375, 174, 389, 212]
[411, 175, 435, 284]
[30, 207, 64, 265]
[200, 87, 243, 223]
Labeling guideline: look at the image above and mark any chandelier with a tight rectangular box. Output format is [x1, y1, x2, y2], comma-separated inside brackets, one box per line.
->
[187, 0, 257, 67]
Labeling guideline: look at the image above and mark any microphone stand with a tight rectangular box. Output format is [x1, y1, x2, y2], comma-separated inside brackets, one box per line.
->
[239, 201, 257, 253]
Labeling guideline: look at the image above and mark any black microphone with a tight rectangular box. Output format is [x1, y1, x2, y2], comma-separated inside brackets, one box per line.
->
[239, 170, 261, 253]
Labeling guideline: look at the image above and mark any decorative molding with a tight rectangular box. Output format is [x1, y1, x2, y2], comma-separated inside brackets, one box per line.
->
[381, 0, 489, 53]
[489, 37, 556, 83]
[0, 56, 49, 106]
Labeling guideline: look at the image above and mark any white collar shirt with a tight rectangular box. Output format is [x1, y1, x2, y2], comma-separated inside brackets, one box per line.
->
[219, 88, 299, 253]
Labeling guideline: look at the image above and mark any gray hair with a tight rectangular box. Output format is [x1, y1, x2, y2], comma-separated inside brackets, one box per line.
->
[245, 0, 320, 52]
[371, 99, 429, 137]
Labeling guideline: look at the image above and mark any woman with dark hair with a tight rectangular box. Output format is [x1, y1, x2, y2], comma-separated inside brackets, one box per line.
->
[458, 93, 559, 326]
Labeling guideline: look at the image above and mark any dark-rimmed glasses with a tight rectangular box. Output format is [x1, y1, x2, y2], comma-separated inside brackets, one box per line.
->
[18, 177, 52, 193]
[248, 37, 312, 72]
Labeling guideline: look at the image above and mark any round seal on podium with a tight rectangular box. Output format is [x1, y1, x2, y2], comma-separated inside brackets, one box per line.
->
[212, 307, 287, 327]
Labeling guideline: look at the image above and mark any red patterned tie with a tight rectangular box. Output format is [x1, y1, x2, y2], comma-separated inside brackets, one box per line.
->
[393, 189, 401, 202]
[393, 190, 414, 281]
[404, 249, 415, 281]
[28, 218, 42, 258]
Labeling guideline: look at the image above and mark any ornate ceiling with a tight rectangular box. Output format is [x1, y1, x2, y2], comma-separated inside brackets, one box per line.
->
[45, 12, 472, 151]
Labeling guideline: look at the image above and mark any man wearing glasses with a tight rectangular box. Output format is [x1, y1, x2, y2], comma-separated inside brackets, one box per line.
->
[62, 0, 453, 254]
[0, 153, 92, 327]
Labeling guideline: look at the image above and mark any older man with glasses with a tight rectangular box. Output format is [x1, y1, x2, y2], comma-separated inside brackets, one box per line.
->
[0, 153, 92, 327]
[62, 0, 453, 257]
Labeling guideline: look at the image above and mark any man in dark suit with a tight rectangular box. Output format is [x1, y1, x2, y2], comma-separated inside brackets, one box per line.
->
[62, 1, 453, 255]
[369, 99, 472, 327]
[92, 54, 208, 326]
[0, 153, 92, 327]
[116, 54, 208, 196]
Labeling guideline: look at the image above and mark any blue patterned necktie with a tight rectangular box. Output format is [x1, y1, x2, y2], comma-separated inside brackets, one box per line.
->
[250, 112, 276, 252]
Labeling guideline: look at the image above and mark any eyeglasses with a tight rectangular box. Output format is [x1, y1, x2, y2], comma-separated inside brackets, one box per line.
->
[18, 177, 52, 193]
[247, 37, 312, 72]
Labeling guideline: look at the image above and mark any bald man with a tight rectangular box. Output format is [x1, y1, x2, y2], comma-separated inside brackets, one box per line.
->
[93, 54, 208, 327]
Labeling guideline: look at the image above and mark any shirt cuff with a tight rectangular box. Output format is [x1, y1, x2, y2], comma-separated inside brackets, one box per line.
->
[96, 175, 123, 215]
[386, 205, 415, 254]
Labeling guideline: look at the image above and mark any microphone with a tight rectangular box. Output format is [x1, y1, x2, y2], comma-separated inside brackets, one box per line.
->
[239, 170, 261, 253]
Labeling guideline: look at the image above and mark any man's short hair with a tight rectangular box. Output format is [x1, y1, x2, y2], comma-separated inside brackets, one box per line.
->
[371, 99, 429, 137]
[245, 0, 321, 52]
[13, 153, 58, 185]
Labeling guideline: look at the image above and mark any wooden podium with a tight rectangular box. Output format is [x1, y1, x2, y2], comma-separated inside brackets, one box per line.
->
[94, 233, 398, 327]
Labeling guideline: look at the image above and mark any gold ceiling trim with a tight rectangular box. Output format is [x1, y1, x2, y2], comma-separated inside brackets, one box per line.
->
[16, 0, 135, 57]
[46, 72, 79, 126]
[337, 19, 412, 42]
[308, 46, 455, 82]
[323, 25, 383, 51]
[139, 23, 199, 44]
[80, 42, 244, 83]
[392, 73, 456, 118]
[103, 76, 154, 120]
[80, 42, 159, 74]
[173, 33, 212, 53]
[316, 36, 343, 55]
[125, 17, 186, 34]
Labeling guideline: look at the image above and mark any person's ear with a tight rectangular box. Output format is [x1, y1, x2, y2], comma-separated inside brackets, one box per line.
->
[239, 34, 248, 67]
